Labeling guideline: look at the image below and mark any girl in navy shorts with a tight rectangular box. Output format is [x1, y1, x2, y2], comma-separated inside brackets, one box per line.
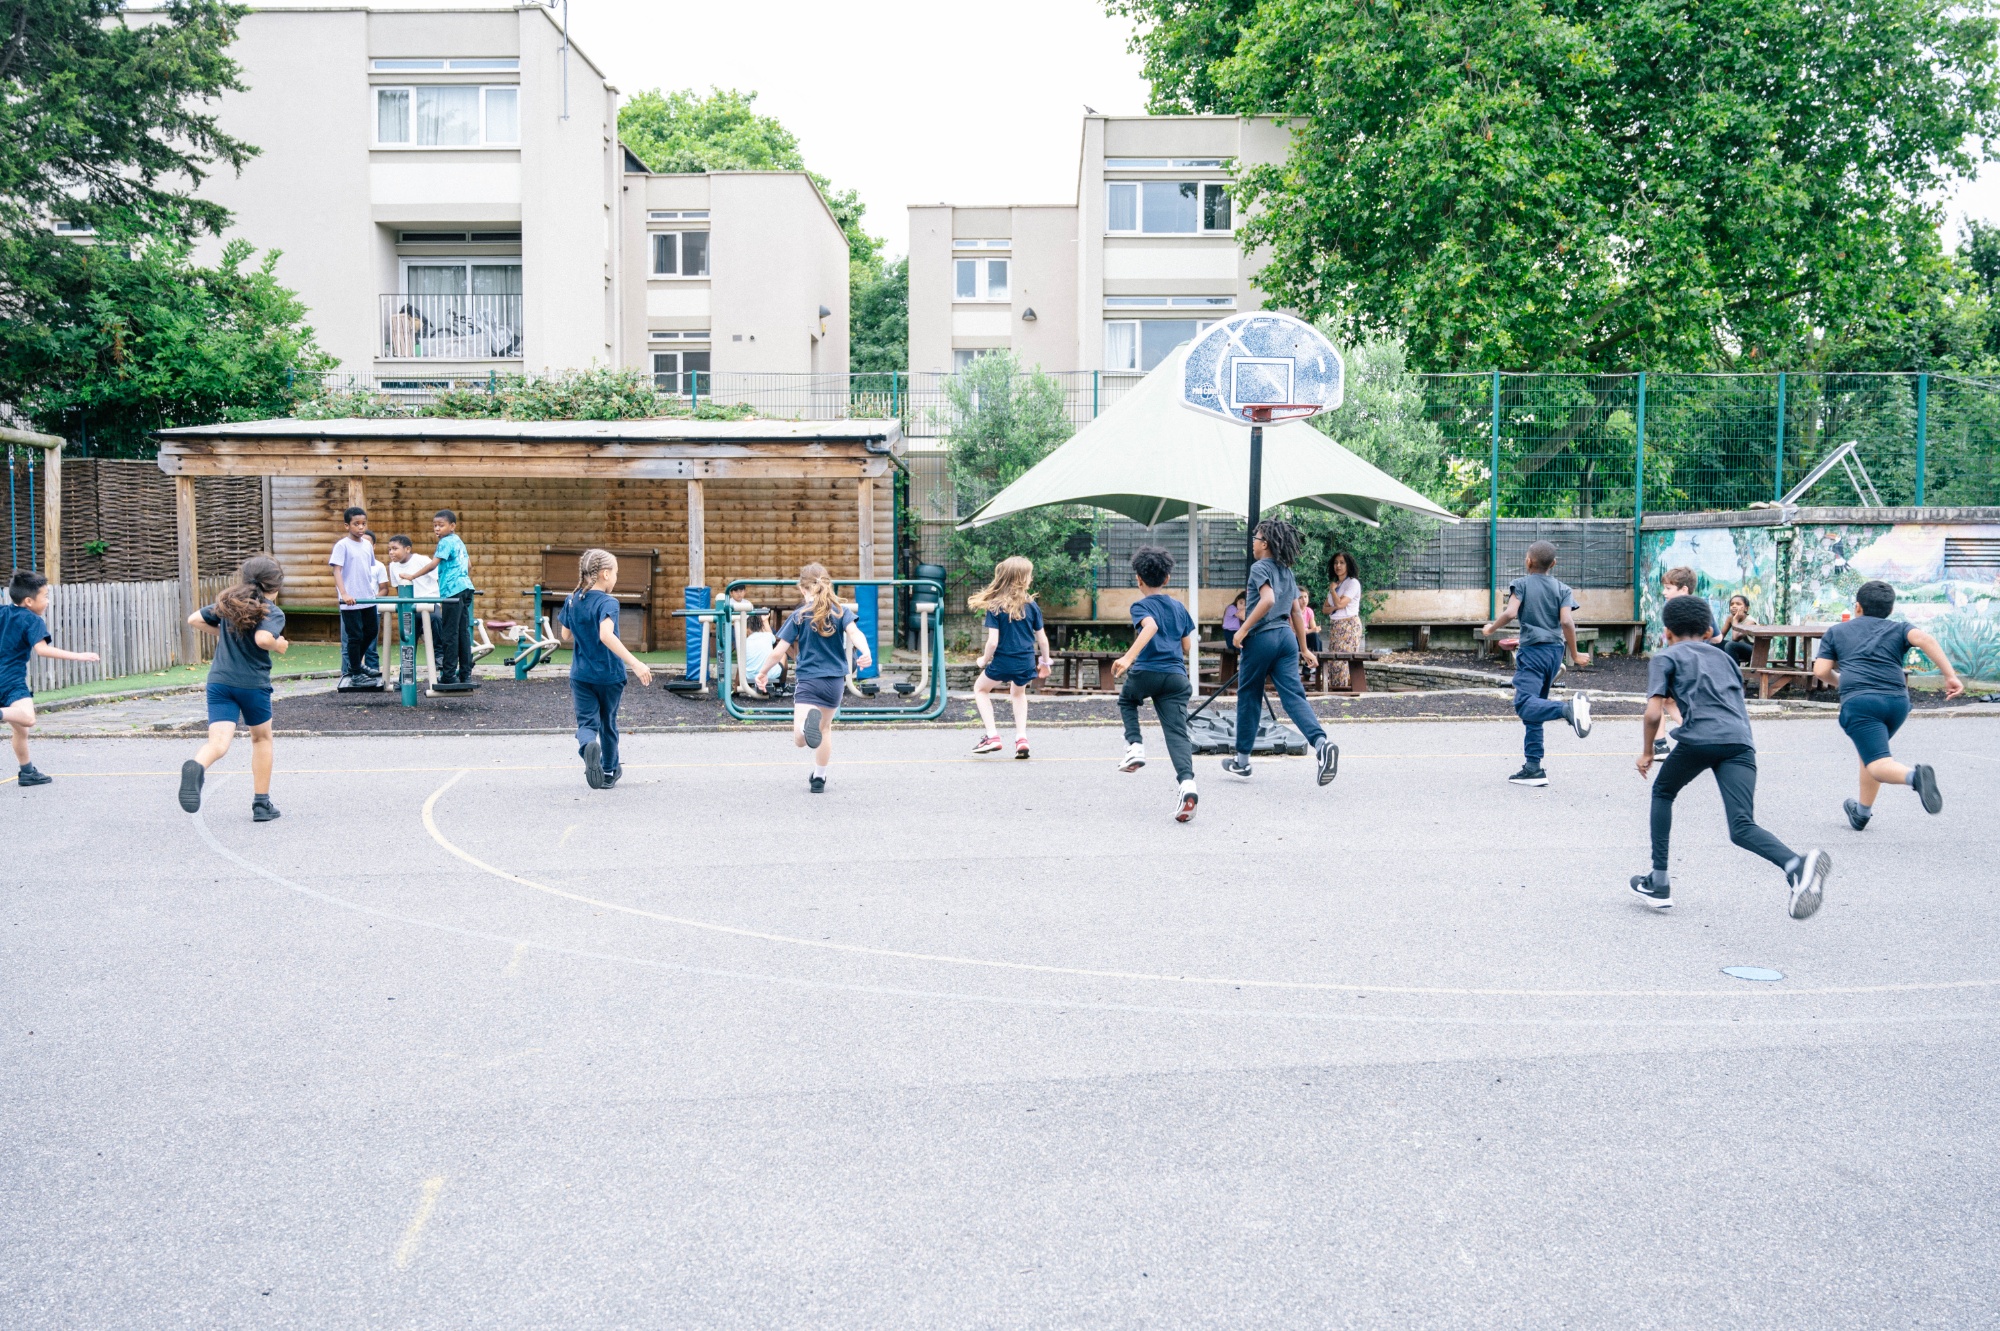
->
[968, 556, 1051, 758]
[180, 556, 289, 822]
[756, 562, 872, 794]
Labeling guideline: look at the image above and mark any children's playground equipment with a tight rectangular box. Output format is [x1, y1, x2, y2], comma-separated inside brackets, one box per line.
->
[498, 584, 564, 679]
[672, 576, 946, 722]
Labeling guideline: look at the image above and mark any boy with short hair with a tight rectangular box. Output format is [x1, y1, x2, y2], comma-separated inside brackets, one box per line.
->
[1481, 540, 1593, 786]
[1110, 546, 1200, 823]
[1633, 595, 1830, 919]
[327, 507, 380, 686]
[2, 570, 101, 787]
[1653, 565, 1699, 754]
[384, 533, 439, 658]
[1811, 579, 1964, 829]
[404, 510, 475, 686]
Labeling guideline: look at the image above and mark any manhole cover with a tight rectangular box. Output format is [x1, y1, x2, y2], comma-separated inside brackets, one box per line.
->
[1722, 966, 1785, 982]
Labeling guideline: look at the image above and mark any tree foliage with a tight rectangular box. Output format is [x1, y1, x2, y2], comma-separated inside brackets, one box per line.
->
[1111, 0, 2000, 372]
[850, 258, 908, 376]
[943, 352, 1096, 610]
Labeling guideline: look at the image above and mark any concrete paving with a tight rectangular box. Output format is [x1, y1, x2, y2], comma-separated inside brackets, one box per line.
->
[4, 714, 1998, 1328]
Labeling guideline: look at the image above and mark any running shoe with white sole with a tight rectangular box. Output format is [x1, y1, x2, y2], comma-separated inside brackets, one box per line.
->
[1787, 848, 1831, 920]
[1843, 798, 1871, 831]
[1629, 872, 1672, 909]
[1315, 738, 1340, 786]
[1222, 755, 1253, 779]
[1567, 691, 1593, 738]
[972, 734, 1003, 755]
[1912, 764, 1942, 815]
[1175, 787, 1199, 823]
[1507, 763, 1548, 787]
[1015, 738, 1031, 760]
[1653, 737, 1671, 757]
[1118, 744, 1146, 773]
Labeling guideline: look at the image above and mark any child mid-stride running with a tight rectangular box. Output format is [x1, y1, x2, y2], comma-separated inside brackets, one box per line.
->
[1482, 539, 1593, 787]
[179, 556, 290, 823]
[556, 548, 654, 789]
[2, 571, 102, 788]
[756, 562, 872, 794]
[1110, 545, 1200, 823]
[968, 556, 1052, 759]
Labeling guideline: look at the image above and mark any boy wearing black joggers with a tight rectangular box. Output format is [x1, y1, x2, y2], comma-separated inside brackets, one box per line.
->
[1110, 546, 1200, 823]
[1482, 540, 1594, 786]
[1811, 579, 1964, 829]
[1632, 595, 1831, 919]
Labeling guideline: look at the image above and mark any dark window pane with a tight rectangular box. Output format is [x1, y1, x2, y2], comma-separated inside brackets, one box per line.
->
[1142, 181, 1199, 233]
[652, 234, 676, 275]
[1204, 183, 1231, 231]
[681, 231, 709, 276]
[1139, 320, 1199, 370]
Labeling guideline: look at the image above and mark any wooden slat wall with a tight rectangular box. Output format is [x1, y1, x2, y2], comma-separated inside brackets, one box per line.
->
[27, 573, 229, 689]
[61, 461, 264, 583]
[270, 474, 892, 647]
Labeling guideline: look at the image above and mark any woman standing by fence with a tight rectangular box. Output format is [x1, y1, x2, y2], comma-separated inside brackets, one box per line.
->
[1323, 551, 1364, 690]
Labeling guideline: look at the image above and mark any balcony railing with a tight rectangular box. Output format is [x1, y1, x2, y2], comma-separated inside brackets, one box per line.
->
[380, 292, 523, 360]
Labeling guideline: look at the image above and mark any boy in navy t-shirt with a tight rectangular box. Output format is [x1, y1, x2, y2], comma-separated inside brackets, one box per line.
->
[1481, 540, 1594, 786]
[1632, 595, 1830, 920]
[1109, 546, 1200, 822]
[1, 571, 101, 787]
[1811, 579, 1964, 829]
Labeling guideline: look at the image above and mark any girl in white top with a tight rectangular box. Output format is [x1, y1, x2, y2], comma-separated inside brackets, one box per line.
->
[1324, 550, 1364, 689]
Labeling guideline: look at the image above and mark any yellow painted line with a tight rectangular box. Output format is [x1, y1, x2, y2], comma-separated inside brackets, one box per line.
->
[557, 823, 578, 847]
[393, 1176, 447, 1270]
[418, 769, 2000, 1001]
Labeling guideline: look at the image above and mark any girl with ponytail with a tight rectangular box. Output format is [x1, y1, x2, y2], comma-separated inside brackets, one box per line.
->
[1224, 518, 1340, 788]
[179, 555, 290, 821]
[967, 555, 1051, 758]
[755, 562, 872, 793]
[555, 548, 653, 788]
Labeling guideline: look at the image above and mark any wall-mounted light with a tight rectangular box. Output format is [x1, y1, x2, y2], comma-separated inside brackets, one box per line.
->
[1021, 307, 1038, 322]
[818, 305, 832, 319]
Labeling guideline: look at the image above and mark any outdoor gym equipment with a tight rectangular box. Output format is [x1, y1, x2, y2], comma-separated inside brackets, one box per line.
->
[499, 585, 563, 679]
[696, 577, 946, 723]
[1183, 669, 1306, 755]
[346, 588, 456, 706]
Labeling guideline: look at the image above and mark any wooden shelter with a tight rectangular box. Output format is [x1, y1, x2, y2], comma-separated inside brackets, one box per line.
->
[155, 417, 902, 659]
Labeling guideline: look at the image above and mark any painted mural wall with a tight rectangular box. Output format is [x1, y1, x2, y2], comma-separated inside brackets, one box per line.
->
[1639, 523, 2000, 681]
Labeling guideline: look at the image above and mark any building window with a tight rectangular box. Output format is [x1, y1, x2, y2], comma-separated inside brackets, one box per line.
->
[1104, 318, 1218, 371]
[951, 238, 1010, 250]
[1105, 295, 1235, 309]
[953, 348, 999, 372]
[953, 257, 1008, 301]
[647, 210, 709, 221]
[1105, 157, 1224, 169]
[1106, 181, 1232, 234]
[375, 86, 521, 146]
[653, 350, 712, 394]
[372, 58, 520, 72]
[652, 230, 710, 277]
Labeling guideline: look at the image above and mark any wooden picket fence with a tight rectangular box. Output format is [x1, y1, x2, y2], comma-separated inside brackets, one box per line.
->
[28, 576, 232, 691]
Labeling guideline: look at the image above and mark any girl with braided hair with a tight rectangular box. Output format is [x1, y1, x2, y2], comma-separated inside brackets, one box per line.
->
[756, 562, 872, 793]
[1225, 519, 1339, 787]
[556, 549, 653, 789]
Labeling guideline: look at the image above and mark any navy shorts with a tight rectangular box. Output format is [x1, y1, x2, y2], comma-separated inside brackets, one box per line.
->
[793, 673, 845, 712]
[207, 682, 273, 727]
[981, 664, 1037, 687]
[1838, 691, 1910, 765]
[2, 682, 30, 708]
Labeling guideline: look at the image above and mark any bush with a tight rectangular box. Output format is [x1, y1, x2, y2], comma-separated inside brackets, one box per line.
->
[295, 367, 756, 421]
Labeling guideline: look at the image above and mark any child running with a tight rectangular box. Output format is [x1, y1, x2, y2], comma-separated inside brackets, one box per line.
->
[1811, 579, 1964, 829]
[555, 548, 653, 789]
[1653, 565, 1699, 754]
[179, 556, 289, 822]
[2, 571, 101, 787]
[1109, 545, 1199, 822]
[1224, 519, 1339, 787]
[968, 556, 1051, 758]
[1632, 595, 1830, 918]
[755, 562, 871, 793]
[1482, 540, 1593, 786]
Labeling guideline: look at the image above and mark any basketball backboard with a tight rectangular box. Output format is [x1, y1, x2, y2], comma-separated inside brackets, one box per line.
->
[1180, 313, 1344, 424]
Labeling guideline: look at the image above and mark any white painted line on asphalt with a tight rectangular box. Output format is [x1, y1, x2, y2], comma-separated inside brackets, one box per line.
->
[393, 1176, 446, 1270]
[503, 941, 528, 977]
[419, 769, 2000, 1002]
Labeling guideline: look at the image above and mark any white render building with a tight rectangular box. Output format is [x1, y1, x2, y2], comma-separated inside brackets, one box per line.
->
[907, 114, 1292, 380]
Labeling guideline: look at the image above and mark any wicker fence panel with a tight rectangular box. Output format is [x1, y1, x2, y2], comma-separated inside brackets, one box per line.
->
[61, 461, 266, 584]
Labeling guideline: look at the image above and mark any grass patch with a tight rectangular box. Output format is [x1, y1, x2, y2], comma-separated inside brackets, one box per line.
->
[36, 643, 346, 704]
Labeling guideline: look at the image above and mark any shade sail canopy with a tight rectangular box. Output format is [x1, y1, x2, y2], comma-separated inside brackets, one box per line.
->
[959, 343, 1457, 529]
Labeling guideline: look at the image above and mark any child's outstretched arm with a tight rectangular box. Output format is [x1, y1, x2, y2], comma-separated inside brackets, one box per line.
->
[1112, 616, 1159, 679]
[598, 617, 653, 686]
[1637, 696, 1668, 775]
[1559, 604, 1591, 667]
[32, 642, 99, 664]
[754, 638, 792, 689]
[1905, 627, 1965, 698]
[1481, 594, 1523, 639]
[844, 621, 873, 671]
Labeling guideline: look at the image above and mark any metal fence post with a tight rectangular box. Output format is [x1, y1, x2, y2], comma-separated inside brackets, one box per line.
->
[1633, 371, 1646, 622]
[1773, 371, 1786, 502]
[1093, 370, 1100, 420]
[1914, 371, 1928, 506]
[1488, 370, 1501, 620]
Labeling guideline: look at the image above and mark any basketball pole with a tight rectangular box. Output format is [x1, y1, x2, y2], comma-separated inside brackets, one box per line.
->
[1246, 420, 1264, 563]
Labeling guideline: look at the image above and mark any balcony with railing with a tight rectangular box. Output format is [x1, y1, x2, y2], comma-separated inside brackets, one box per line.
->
[380, 292, 523, 360]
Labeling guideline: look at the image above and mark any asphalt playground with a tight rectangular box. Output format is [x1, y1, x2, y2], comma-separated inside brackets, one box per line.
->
[5, 713, 1999, 1328]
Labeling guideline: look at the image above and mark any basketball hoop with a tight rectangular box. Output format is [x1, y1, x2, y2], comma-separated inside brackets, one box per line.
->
[1236, 404, 1326, 424]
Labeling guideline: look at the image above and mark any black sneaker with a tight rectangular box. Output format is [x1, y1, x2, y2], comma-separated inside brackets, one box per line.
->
[602, 770, 620, 788]
[16, 764, 50, 787]
[809, 774, 826, 794]
[1315, 738, 1340, 786]
[1567, 691, 1593, 738]
[1653, 737, 1670, 757]
[1222, 755, 1253, 779]
[582, 739, 605, 789]
[1175, 787, 1199, 823]
[1508, 763, 1548, 787]
[1787, 849, 1831, 920]
[178, 759, 205, 813]
[1629, 872, 1672, 909]
[1843, 798, 1871, 831]
[252, 796, 281, 823]
[1912, 764, 1942, 815]
[802, 707, 824, 749]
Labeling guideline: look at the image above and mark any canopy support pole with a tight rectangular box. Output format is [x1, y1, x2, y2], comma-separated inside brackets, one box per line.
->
[1187, 501, 1200, 699]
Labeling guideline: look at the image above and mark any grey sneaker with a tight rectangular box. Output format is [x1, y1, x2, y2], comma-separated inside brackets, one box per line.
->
[582, 739, 605, 789]
[1508, 763, 1548, 787]
[178, 759, 205, 813]
[1222, 755, 1253, 779]
[1843, 798, 1871, 831]
[1315, 738, 1340, 786]
[1567, 691, 1593, 738]
[16, 764, 50, 787]
[1629, 872, 1672, 909]
[1787, 849, 1831, 920]
[808, 774, 826, 794]
[252, 796, 281, 823]
[802, 707, 824, 749]
[1653, 737, 1670, 757]
[1912, 764, 1942, 815]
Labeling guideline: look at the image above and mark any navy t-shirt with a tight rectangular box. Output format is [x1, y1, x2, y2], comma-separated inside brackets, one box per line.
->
[200, 600, 285, 690]
[1647, 640, 1755, 747]
[1244, 559, 1299, 640]
[985, 601, 1044, 673]
[780, 605, 857, 678]
[1815, 616, 1914, 697]
[560, 589, 626, 685]
[0, 603, 51, 694]
[1509, 572, 1575, 646]
[1130, 593, 1194, 674]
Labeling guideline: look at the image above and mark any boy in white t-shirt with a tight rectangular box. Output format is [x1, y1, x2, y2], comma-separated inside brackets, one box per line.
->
[384, 534, 439, 655]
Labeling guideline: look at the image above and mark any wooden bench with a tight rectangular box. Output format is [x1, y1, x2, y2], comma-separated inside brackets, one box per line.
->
[1373, 618, 1646, 656]
[532, 546, 659, 651]
[1212, 645, 1372, 695]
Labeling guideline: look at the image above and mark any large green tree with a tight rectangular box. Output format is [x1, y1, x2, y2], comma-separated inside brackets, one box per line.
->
[1111, 0, 2000, 371]
[850, 257, 907, 376]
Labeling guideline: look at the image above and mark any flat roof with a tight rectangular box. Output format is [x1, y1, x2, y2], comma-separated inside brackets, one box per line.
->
[157, 417, 899, 446]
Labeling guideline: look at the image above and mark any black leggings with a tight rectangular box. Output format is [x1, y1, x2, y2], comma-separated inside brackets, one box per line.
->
[1649, 740, 1796, 873]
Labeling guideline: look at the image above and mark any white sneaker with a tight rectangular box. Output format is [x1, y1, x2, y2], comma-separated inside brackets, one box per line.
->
[1568, 691, 1593, 739]
[1118, 744, 1146, 773]
[1787, 849, 1831, 920]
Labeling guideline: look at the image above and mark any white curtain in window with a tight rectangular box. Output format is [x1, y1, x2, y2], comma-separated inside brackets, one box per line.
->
[470, 264, 521, 295]
[985, 259, 1008, 301]
[407, 264, 467, 296]
[1107, 182, 1138, 231]
[1104, 322, 1136, 371]
[416, 85, 481, 145]
[954, 259, 977, 300]
[483, 87, 519, 144]
[376, 89, 411, 143]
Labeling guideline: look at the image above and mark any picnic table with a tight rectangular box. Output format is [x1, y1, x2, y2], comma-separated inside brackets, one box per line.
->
[1045, 649, 1124, 693]
[1740, 624, 1834, 699]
